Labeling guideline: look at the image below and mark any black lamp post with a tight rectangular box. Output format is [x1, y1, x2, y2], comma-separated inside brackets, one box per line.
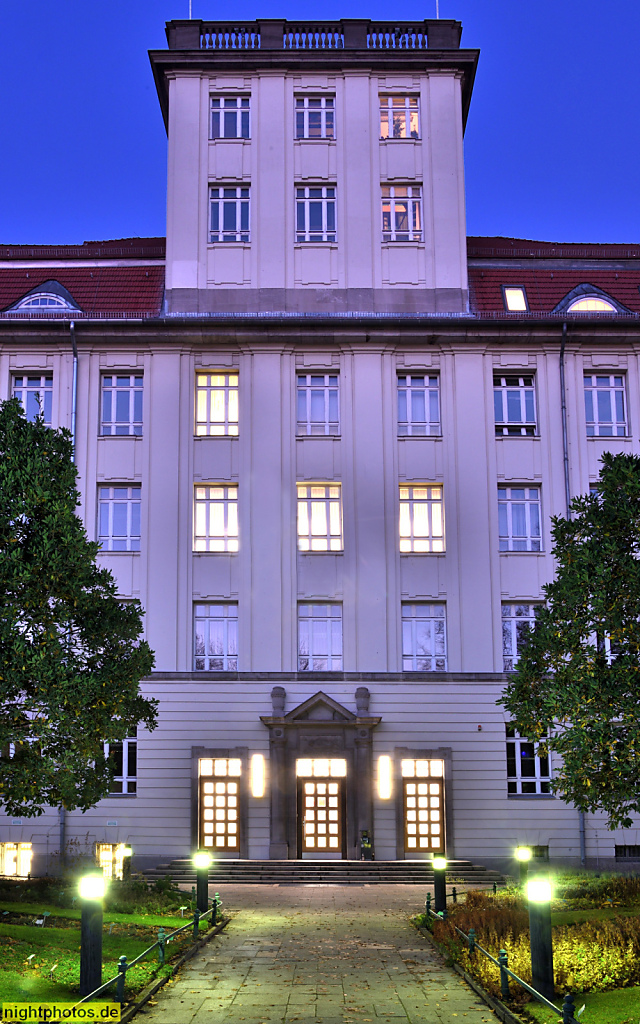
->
[193, 850, 212, 913]
[79, 874, 106, 996]
[515, 845, 532, 885]
[432, 856, 447, 914]
[527, 876, 554, 1001]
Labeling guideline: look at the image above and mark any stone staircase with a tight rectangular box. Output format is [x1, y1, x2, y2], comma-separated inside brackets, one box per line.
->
[143, 858, 504, 886]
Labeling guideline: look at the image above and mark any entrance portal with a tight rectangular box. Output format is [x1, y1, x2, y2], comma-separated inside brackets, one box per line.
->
[296, 758, 346, 858]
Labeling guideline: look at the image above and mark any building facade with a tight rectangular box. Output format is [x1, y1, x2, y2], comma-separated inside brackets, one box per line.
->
[2, 19, 640, 877]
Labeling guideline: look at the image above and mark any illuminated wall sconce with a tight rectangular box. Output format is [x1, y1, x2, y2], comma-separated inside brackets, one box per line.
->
[378, 755, 392, 799]
[251, 754, 266, 797]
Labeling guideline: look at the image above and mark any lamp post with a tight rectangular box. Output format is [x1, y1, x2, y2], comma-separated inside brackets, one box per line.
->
[79, 874, 106, 996]
[527, 876, 554, 1001]
[432, 856, 447, 914]
[193, 851, 212, 914]
[515, 845, 532, 885]
[122, 845, 133, 880]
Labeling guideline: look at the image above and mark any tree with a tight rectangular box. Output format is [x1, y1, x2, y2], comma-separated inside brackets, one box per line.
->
[501, 451, 640, 829]
[0, 399, 157, 817]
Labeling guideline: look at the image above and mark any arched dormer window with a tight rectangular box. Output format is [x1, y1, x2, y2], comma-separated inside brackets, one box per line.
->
[567, 296, 616, 313]
[4, 280, 81, 313]
[553, 283, 630, 315]
[16, 293, 74, 310]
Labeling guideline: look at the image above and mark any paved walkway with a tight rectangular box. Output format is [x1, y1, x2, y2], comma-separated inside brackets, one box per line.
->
[142, 885, 495, 1024]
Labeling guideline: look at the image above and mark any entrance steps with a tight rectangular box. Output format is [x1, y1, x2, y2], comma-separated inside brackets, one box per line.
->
[143, 858, 504, 886]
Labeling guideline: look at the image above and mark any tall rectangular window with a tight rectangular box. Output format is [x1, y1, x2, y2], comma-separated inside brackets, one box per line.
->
[382, 186, 422, 242]
[506, 726, 551, 795]
[297, 484, 342, 551]
[296, 96, 335, 139]
[194, 484, 238, 552]
[0, 843, 33, 878]
[104, 736, 137, 794]
[502, 603, 540, 671]
[199, 757, 241, 850]
[210, 186, 250, 243]
[379, 96, 420, 139]
[98, 486, 141, 552]
[584, 374, 627, 436]
[399, 484, 445, 553]
[195, 372, 239, 436]
[298, 604, 342, 671]
[397, 374, 440, 436]
[296, 186, 336, 242]
[101, 375, 143, 436]
[401, 604, 447, 671]
[12, 374, 52, 425]
[210, 96, 250, 139]
[498, 486, 542, 551]
[493, 374, 536, 436]
[194, 604, 238, 671]
[297, 374, 339, 435]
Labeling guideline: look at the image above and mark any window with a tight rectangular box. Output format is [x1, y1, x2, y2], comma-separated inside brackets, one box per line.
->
[0, 842, 32, 877]
[199, 757, 241, 850]
[506, 725, 551, 795]
[12, 374, 52, 425]
[194, 604, 238, 671]
[379, 96, 420, 139]
[98, 486, 141, 552]
[298, 604, 342, 671]
[210, 96, 250, 139]
[96, 843, 127, 880]
[297, 484, 343, 551]
[209, 186, 250, 243]
[498, 486, 542, 551]
[195, 372, 239, 436]
[401, 604, 447, 671]
[616, 845, 640, 860]
[101, 375, 143, 436]
[194, 485, 238, 552]
[401, 759, 444, 853]
[295, 96, 335, 139]
[104, 736, 137, 794]
[296, 186, 336, 242]
[502, 286, 529, 312]
[584, 374, 627, 437]
[502, 604, 540, 671]
[13, 293, 76, 310]
[397, 374, 440, 436]
[382, 186, 422, 242]
[568, 296, 616, 312]
[493, 374, 536, 436]
[399, 484, 445, 552]
[297, 374, 339, 435]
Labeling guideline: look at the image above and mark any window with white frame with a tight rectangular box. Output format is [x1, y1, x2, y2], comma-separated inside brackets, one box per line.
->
[401, 604, 447, 671]
[12, 374, 52, 425]
[397, 374, 440, 436]
[502, 603, 540, 671]
[98, 486, 141, 552]
[297, 483, 343, 551]
[298, 604, 342, 671]
[210, 96, 250, 139]
[498, 486, 542, 552]
[101, 375, 143, 436]
[297, 374, 339, 435]
[104, 736, 137, 794]
[210, 186, 250, 243]
[296, 186, 336, 242]
[194, 484, 238, 552]
[195, 372, 239, 436]
[399, 484, 445, 553]
[584, 374, 627, 437]
[194, 604, 238, 671]
[493, 374, 536, 436]
[506, 725, 551, 795]
[382, 186, 422, 242]
[379, 96, 420, 139]
[295, 96, 335, 139]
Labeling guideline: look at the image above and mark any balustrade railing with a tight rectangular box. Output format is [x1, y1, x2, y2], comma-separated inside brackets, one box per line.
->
[201, 24, 260, 49]
[181, 19, 460, 52]
[367, 24, 428, 49]
[283, 25, 344, 49]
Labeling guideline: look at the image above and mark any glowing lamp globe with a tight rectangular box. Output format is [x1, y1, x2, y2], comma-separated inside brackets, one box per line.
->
[432, 857, 447, 871]
[193, 851, 213, 870]
[79, 874, 106, 901]
[527, 877, 552, 903]
[515, 846, 532, 862]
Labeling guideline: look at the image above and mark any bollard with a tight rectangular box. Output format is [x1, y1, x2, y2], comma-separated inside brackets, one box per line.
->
[562, 992, 577, 1024]
[527, 878, 555, 1002]
[193, 907, 200, 940]
[498, 949, 510, 1000]
[116, 955, 127, 1005]
[468, 927, 476, 957]
[452, 886, 457, 903]
[157, 927, 166, 965]
[191, 885, 197, 908]
[425, 892, 431, 916]
[441, 908, 447, 921]
[493, 882, 497, 895]
[79, 877, 105, 997]
[212, 893, 220, 926]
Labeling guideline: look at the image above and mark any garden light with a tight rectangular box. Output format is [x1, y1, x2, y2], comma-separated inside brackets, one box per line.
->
[432, 857, 447, 871]
[526, 877, 552, 903]
[193, 851, 212, 870]
[79, 874, 105, 996]
[78, 874, 106, 901]
[515, 846, 532, 862]
[432, 856, 447, 913]
[526, 875, 554, 1000]
[193, 850, 213, 913]
[123, 845, 133, 857]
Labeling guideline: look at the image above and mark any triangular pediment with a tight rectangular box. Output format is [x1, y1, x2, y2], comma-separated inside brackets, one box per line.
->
[284, 691, 356, 723]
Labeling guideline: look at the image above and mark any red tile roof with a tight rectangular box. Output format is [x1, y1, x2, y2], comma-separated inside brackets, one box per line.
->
[0, 266, 165, 317]
[0, 238, 166, 261]
[467, 237, 640, 260]
[468, 267, 640, 316]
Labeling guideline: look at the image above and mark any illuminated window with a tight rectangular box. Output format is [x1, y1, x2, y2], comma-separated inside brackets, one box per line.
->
[104, 735, 137, 794]
[401, 760, 444, 853]
[12, 374, 52, 425]
[14, 293, 75, 310]
[502, 286, 528, 312]
[498, 486, 542, 552]
[493, 374, 536, 436]
[0, 842, 32, 877]
[502, 604, 540, 671]
[195, 372, 238, 436]
[296, 186, 336, 243]
[209, 187, 250, 243]
[194, 604, 238, 671]
[296, 96, 335, 139]
[96, 843, 126, 880]
[101, 375, 143, 436]
[568, 296, 616, 312]
[199, 757, 241, 850]
[297, 374, 339, 435]
[98, 486, 141, 552]
[298, 604, 342, 671]
[584, 374, 627, 437]
[382, 186, 422, 242]
[397, 374, 440, 436]
[296, 758, 347, 777]
[210, 96, 250, 139]
[506, 726, 551, 795]
[399, 484, 445, 553]
[297, 484, 342, 551]
[401, 604, 446, 671]
[379, 96, 420, 139]
[194, 484, 238, 552]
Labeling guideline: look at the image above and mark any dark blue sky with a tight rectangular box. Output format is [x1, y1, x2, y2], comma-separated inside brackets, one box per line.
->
[1, 0, 637, 245]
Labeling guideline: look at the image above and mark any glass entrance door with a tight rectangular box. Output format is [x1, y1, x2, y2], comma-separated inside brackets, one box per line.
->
[296, 758, 346, 857]
[199, 757, 241, 852]
[401, 758, 445, 854]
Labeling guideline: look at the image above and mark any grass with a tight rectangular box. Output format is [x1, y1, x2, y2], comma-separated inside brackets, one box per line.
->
[0, 900, 191, 927]
[551, 906, 640, 926]
[524, 986, 640, 1024]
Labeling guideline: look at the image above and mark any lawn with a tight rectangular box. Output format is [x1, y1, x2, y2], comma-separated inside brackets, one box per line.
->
[524, 986, 640, 1024]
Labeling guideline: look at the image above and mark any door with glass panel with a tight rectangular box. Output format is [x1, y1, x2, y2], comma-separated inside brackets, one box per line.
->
[401, 758, 445, 855]
[199, 758, 241, 852]
[296, 758, 346, 857]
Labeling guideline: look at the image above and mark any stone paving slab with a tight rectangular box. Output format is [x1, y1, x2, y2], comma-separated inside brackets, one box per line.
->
[142, 884, 496, 1023]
